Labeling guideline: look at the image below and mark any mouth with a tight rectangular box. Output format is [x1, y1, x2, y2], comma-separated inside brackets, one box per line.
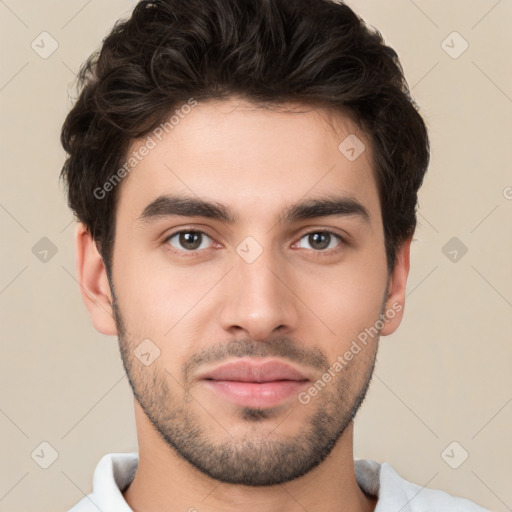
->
[197, 359, 311, 409]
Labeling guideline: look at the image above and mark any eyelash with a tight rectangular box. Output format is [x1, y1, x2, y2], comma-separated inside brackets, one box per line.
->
[162, 229, 346, 257]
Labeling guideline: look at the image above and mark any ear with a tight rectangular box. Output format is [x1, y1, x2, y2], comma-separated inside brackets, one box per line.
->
[380, 236, 412, 336]
[75, 223, 118, 336]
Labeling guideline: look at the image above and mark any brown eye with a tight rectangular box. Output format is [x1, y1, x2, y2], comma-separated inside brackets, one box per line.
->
[165, 231, 213, 252]
[297, 231, 343, 251]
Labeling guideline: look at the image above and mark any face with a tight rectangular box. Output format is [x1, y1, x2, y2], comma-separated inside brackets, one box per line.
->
[84, 97, 409, 486]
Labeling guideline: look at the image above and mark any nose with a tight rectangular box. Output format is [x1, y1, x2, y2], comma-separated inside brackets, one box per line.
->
[219, 245, 299, 341]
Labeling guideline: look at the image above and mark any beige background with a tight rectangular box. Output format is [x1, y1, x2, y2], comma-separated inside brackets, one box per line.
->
[0, 1, 511, 511]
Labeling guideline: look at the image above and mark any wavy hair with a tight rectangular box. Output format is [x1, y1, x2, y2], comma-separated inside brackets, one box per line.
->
[60, 0, 430, 273]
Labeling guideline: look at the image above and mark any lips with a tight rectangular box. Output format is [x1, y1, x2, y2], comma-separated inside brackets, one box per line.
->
[198, 359, 310, 383]
[197, 359, 312, 408]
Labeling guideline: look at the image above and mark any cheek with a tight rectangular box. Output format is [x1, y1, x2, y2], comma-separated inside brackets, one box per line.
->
[112, 248, 172, 333]
[113, 249, 221, 339]
[315, 281, 385, 343]
[298, 258, 387, 350]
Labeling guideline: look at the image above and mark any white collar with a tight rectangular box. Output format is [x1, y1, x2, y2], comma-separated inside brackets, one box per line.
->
[68, 452, 487, 511]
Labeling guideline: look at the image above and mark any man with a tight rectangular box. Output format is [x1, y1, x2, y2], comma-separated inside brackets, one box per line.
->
[60, 0, 489, 510]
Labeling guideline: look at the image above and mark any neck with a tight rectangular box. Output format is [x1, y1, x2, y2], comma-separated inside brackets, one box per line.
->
[123, 401, 377, 512]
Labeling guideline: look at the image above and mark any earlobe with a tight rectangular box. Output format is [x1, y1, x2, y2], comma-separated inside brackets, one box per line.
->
[380, 237, 412, 337]
[75, 223, 118, 336]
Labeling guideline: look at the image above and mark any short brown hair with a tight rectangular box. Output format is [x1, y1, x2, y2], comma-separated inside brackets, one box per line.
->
[60, 0, 430, 274]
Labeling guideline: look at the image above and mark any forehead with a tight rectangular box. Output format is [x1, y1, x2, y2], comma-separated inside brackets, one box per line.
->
[116, 98, 380, 225]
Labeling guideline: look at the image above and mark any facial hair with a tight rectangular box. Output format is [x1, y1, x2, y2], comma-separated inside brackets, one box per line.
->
[111, 287, 382, 487]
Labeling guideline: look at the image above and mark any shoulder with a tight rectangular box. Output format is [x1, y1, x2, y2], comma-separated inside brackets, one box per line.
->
[377, 461, 491, 511]
[66, 452, 138, 512]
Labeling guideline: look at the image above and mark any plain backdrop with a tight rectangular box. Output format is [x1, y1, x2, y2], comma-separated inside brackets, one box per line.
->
[0, 1, 511, 511]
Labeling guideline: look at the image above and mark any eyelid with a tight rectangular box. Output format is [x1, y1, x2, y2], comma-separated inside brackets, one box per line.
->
[163, 228, 216, 254]
[299, 228, 346, 241]
[294, 229, 346, 252]
[162, 227, 347, 258]
[163, 228, 212, 241]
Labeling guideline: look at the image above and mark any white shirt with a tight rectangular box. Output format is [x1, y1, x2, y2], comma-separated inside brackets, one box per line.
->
[68, 452, 490, 511]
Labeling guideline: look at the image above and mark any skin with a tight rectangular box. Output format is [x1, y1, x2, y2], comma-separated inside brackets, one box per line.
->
[75, 97, 411, 512]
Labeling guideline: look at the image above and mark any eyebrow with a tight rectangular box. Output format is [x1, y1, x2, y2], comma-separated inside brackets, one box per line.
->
[138, 194, 371, 225]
